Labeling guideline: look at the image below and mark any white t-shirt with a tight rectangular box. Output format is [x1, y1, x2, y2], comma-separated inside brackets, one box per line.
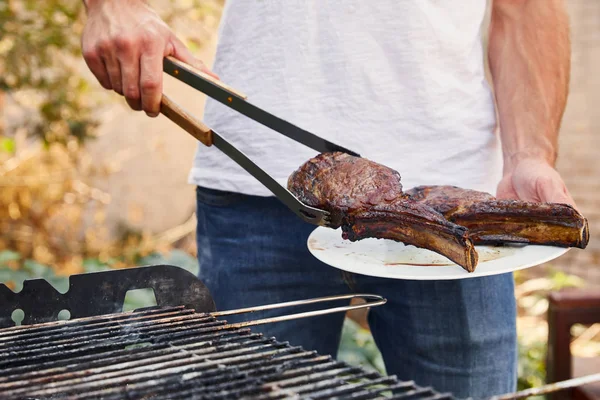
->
[189, 0, 503, 197]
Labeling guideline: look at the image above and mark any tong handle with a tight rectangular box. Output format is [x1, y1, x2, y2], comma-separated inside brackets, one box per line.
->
[160, 94, 213, 147]
[165, 56, 247, 100]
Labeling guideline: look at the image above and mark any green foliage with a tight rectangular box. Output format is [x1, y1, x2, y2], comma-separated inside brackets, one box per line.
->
[518, 339, 547, 393]
[139, 249, 199, 276]
[338, 317, 386, 375]
[0, 249, 69, 293]
[514, 268, 585, 393]
[0, 0, 225, 145]
[0, 0, 99, 144]
[0, 1, 86, 89]
[0, 0, 225, 269]
[0, 250, 20, 264]
[0, 248, 200, 314]
[0, 137, 15, 153]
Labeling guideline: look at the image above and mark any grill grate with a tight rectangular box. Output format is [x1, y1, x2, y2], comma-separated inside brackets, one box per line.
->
[0, 306, 454, 399]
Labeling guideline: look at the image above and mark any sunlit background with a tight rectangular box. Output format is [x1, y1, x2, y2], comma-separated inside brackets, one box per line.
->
[0, 0, 598, 394]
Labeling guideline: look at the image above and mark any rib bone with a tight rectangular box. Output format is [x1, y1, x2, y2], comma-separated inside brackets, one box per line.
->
[406, 185, 589, 248]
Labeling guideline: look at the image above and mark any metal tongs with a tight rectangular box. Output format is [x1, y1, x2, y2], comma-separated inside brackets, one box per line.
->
[160, 57, 359, 227]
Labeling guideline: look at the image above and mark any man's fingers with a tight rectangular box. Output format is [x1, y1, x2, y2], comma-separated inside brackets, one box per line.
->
[140, 47, 164, 117]
[170, 35, 219, 79]
[102, 52, 123, 95]
[82, 47, 112, 90]
[126, 97, 143, 112]
[117, 37, 142, 111]
[536, 175, 576, 206]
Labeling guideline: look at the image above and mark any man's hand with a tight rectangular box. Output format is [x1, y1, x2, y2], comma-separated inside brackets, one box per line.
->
[81, 0, 218, 117]
[496, 155, 576, 206]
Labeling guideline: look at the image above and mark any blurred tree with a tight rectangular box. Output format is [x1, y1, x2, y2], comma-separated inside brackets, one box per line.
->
[0, 0, 98, 144]
[0, 0, 223, 145]
[0, 0, 223, 273]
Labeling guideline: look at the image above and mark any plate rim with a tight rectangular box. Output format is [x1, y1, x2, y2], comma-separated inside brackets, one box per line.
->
[307, 226, 570, 280]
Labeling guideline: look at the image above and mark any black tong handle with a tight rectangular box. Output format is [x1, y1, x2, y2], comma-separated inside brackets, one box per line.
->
[164, 56, 247, 100]
[162, 57, 360, 157]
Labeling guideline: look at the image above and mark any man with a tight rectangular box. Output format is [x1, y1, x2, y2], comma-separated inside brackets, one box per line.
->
[81, 0, 575, 397]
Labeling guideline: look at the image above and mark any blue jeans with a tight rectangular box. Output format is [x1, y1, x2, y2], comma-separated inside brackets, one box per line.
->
[195, 186, 517, 399]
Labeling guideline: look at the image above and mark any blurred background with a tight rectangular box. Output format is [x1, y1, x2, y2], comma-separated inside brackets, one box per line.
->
[0, 0, 598, 395]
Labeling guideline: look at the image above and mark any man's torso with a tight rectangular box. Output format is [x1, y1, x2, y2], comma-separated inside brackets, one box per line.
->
[189, 0, 502, 196]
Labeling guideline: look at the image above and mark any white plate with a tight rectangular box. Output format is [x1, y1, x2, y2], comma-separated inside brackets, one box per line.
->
[307, 227, 570, 280]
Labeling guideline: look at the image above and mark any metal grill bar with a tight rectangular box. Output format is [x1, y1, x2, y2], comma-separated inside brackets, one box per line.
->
[90, 354, 332, 400]
[248, 370, 379, 399]
[0, 307, 197, 345]
[297, 377, 411, 399]
[20, 345, 305, 398]
[0, 326, 254, 380]
[0, 305, 188, 338]
[63, 350, 326, 400]
[389, 388, 440, 399]
[316, 380, 417, 400]
[0, 313, 252, 370]
[0, 335, 273, 392]
[0, 307, 452, 400]
[91, 355, 337, 400]
[0, 312, 216, 352]
[0, 331, 262, 386]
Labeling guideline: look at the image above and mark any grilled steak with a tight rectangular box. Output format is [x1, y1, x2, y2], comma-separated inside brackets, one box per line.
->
[287, 152, 478, 272]
[406, 185, 589, 248]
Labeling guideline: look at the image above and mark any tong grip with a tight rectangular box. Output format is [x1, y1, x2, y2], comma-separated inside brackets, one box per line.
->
[165, 56, 247, 100]
[160, 94, 213, 147]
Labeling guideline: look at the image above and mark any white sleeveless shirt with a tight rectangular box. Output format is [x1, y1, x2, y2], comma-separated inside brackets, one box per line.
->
[189, 0, 502, 197]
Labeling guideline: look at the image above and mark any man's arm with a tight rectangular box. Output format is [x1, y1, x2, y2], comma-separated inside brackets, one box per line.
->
[488, 0, 575, 205]
[81, 0, 217, 117]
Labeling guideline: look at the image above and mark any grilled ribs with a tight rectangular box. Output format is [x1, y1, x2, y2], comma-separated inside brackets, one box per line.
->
[287, 152, 478, 272]
[406, 185, 589, 248]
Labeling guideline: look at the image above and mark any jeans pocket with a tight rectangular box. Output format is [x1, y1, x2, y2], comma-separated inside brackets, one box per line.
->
[196, 186, 245, 207]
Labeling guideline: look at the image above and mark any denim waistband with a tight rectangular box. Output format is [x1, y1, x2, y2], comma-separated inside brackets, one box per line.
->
[195, 186, 247, 207]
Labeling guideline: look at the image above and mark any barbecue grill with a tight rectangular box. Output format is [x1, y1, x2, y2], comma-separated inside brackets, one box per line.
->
[0, 264, 597, 399]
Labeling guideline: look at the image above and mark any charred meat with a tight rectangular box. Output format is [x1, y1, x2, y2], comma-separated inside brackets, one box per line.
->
[406, 185, 589, 248]
[287, 152, 478, 272]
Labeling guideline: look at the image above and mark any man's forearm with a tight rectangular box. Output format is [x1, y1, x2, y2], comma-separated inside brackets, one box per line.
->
[488, 0, 571, 172]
